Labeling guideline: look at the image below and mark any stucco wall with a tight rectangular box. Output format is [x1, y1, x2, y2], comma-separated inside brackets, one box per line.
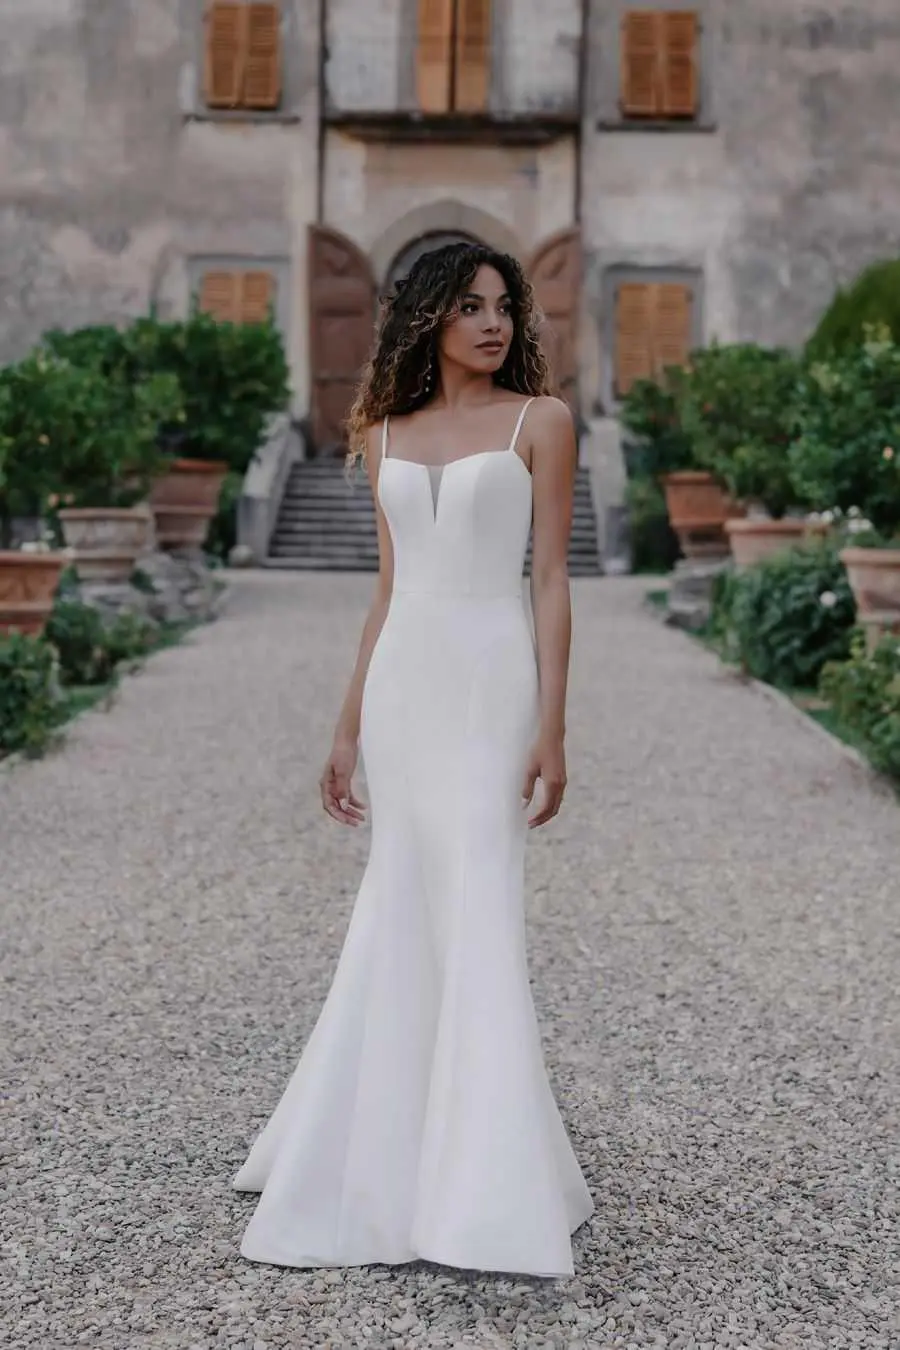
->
[325, 0, 581, 115]
[0, 0, 320, 410]
[582, 0, 900, 411]
[323, 134, 577, 277]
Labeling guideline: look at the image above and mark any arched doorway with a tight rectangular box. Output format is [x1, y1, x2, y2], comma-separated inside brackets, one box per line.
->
[385, 230, 481, 293]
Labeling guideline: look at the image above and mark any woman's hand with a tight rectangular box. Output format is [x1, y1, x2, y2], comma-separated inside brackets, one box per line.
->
[320, 735, 367, 826]
[521, 732, 567, 829]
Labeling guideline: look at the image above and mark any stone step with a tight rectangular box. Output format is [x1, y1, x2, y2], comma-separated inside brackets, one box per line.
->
[269, 457, 602, 574]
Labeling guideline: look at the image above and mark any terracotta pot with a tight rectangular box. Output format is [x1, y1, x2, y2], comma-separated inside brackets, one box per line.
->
[57, 506, 153, 583]
[149, 457, 228, 552]
[726, 517, 830, 569]
[840, 547, 900, 650]
[0, 551, 67, 637]
[661, 472, 743, 559]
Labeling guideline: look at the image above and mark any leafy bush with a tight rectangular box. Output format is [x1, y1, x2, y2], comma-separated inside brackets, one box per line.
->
[204, 470, 244, 562]
[711, 539, 857, 689]
[789, 333, 900, 537]
[0, 350, 182, 539]
[0, 634, 63, 757]
[820, 632, 900, 782]
[807, 259, 900, 359]
[619, 371, 695, 480]
[678, 343, 803, 518]
[127, 311, 290, 474]
[44, 311, 290, 478]
[44, 600, 157, 686]
[624, 475, 681, 573]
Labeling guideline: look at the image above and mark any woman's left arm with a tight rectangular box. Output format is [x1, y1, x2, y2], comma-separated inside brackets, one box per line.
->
[521, 396, 578, 828]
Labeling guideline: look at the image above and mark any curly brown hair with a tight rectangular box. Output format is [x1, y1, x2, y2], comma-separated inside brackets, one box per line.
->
[344, 242, 551, 473]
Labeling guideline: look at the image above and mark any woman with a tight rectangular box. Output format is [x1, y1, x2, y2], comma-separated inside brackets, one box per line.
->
[233, 242, 594, 1277]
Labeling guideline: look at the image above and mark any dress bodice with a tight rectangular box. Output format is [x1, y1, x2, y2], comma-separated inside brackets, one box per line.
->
[377, 400, 535, 599]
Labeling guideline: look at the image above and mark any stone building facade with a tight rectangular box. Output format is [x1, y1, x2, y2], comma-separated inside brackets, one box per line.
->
[2, 1, 899, 496]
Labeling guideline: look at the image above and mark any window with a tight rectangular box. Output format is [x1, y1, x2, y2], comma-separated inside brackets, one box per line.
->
[614, 281, 692, 395]
[620, 10, 698, 119]
[198, 270, 276, 324]
[204, 2, 282, 111]
[416, 0, 492, 114]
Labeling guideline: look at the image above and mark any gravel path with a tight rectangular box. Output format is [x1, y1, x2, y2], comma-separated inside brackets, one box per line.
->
[3, 571, 899, 1350]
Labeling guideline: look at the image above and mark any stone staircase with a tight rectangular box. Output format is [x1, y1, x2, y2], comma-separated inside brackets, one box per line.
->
[266, 456, 602, 576]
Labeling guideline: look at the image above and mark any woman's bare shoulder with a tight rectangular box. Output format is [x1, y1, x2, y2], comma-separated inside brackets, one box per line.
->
[526, 395, 576, 436]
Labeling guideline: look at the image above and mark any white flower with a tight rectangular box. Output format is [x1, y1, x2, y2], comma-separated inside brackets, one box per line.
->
[822, 509, 835, 524]
[848, 506, 862, 518]
[806, 511, 822, 524]
[819, 590, 838, 609]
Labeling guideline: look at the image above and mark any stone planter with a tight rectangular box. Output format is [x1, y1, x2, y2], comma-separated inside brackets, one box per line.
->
[57, 506, 153, 583]
[661, 471, 743, 559]
[840, 547, 900, 650]
[149, 458, 228, 552]
[0, 551, 67, 637]
[726, 517, 830, 569]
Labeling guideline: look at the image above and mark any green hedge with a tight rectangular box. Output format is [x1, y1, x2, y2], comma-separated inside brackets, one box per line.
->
[820, 633, 900, 783]
[807, 260, 900, 359]
[0, 634, 63, 758]
[710, 540, 857, 690]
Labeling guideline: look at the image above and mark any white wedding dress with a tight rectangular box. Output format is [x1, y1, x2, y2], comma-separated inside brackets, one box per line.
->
[233, 398, 594, 1277]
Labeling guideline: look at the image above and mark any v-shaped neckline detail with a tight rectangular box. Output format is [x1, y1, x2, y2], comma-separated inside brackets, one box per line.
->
[380, 448, 531, 525]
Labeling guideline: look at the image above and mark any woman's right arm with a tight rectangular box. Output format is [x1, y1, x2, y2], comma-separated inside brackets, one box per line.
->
[320, 422, 393, 825]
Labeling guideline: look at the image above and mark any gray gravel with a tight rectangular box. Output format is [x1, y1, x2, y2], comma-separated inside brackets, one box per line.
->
[2, 570, 899, 1350]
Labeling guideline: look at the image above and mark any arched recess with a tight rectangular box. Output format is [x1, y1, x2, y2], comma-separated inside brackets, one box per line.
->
[528, 227, 582, 414]
[386, 230, 481, 293]
[308, 224, 377, 454]
[369, 200, 525, 290]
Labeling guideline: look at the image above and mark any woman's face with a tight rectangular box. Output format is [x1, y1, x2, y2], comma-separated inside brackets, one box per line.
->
[439, 264, 514, 375]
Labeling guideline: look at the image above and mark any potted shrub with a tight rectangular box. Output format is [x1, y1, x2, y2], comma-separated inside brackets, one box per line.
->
[621, 367, 741, 560]
[678, 343, 818, 567]
[54, 368, 183, 581]
[789, 330, 900, 646]
[0, 356, 70, 636]
[129, 310, 290, 552]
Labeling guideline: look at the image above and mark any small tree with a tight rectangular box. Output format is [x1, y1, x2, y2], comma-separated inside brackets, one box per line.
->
[678, 343, 803, 518]
[807, 259, 900, 359]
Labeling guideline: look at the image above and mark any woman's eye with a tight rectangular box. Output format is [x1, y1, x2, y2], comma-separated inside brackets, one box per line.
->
[461, 302, 478, 314]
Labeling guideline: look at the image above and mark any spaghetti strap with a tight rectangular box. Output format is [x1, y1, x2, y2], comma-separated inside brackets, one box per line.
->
[507, 398, 536, 456]
[381, 415, 390, 461]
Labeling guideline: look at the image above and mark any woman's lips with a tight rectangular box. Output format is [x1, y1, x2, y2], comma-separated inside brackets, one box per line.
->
[477, 341, 505, 352]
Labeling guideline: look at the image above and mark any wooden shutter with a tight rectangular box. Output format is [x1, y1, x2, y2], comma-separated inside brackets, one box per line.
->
[243, 3, 282, 110]
[621, 11, 661, 117]
[308, 226, 377, 453]
[661, 12, 698, 117]
[615, 282, 693, 395]
[454, 0, 492, 112]
[240, 271, 275, 323]
[621, 9, 699, 118]
[204, 2, 245, 109]
[417, 0, 454, 113]
[199, 271, 242, 322]
[654, 283, 692, 372]
[528, 228, 581, 411]
[615, 283, 655, 395]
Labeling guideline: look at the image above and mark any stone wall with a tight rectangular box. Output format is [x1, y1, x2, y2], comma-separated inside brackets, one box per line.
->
[0, 0, 320, 412]
[581, 0, 900, 413]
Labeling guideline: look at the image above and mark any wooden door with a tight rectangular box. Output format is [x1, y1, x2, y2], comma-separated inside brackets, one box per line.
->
[528, 228, 581, 413]
[308, 225, 377, 453]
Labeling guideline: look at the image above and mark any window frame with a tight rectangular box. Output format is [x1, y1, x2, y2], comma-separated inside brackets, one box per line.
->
[601, 264, 704, 411]
[412, 0, 499, 116]
[182, 0, 302, 124]
[594, 1, 716, 132]
[187, 257, 291, 339]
